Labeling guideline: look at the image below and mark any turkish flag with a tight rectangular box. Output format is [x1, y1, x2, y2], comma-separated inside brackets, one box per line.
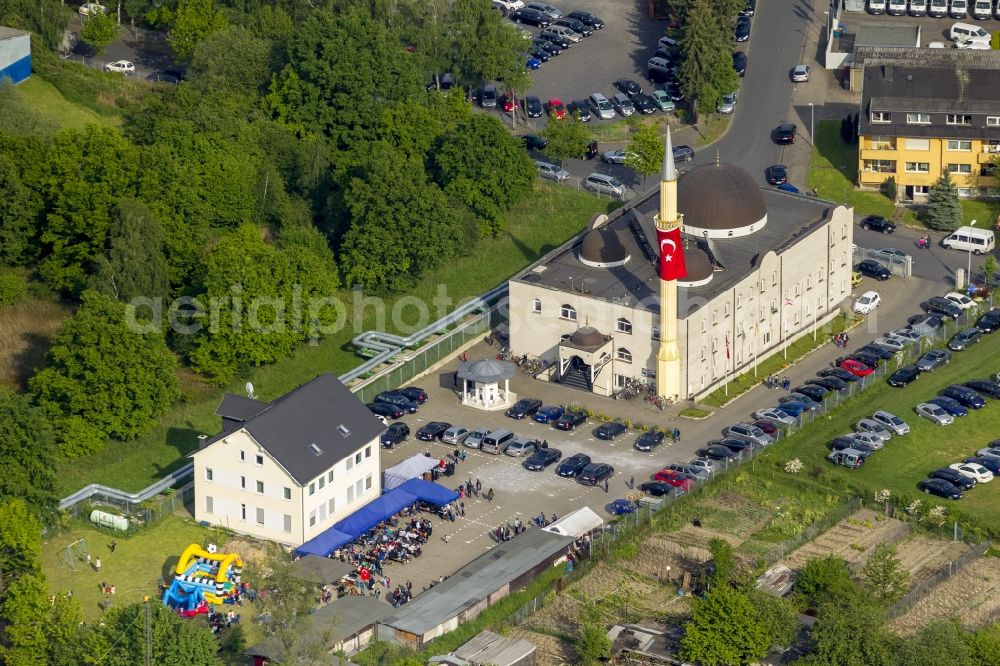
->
[656, 227, 687, 281]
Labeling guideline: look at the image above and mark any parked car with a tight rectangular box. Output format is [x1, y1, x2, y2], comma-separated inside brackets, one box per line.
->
[505, 437, 539, 457]
[948, 328, 982, 351]
[554, 17, 592, 36]
[510, 7, 551, 26]
[944, 291, 976, 310]
[793, 384, 828, 403]
[638, 481, 679, 497]
[839, 359, 874, 377]
[874, 335, 908, 351]
[652, 469, 695, 493]
[976, 447, 1000, 460]
[650, 88, 675, 112]
[918, 478, 963, 500]
[975, 308, 1000, 333]
[398, 386, 428, 403]
[872, 410, 910, 435]
[940, 384, 986, 409]
[525, 1, 561, 18]
[688, 458, 719, 475]
[368, 402, 404, 419]
[533, 405, 565, 423]
[845, 431, 884, 450]
[673, 144, 695, 162]
[818, 367, 861, 382]
[765, 164, 788, 185]
[554, 410, 587, 430]
[717, 437, 754, 455]
[830, 437, 874, 456]
[753, 408, 796, 424]
[524, 448, 562, 471]
[858, 344, 896, 361]
[828, 449, 866, 468]
[752, 419, 779, 436]
[380, 422, 410, 448]
[782, 393, 819, 410]
[375, 391, 419, 412]
[916, 349, 951, 372]
[632, 93, 658, 115]
[860, 215, 896, 233]
[533, 38, 562, 55]
[614, 78, 642, 96]
[506, 398, 543, 419]
[441, 426, 470, 445]
[928, 396, 968, 417]
[949, 462, 993, 483]
[465, 428, 490, 448]
[890, 328, 922, 343]
[733, 51, 747, 76]
[582, 173, 626, 198]
[857, 260, 891, 281]
[915, 402, 955, 425]
[602, 149, 635, 165]
[965, 380, 1000, 399]
[888, 365, 920, 387]
[568, 99, 591, 121]
[566, 10, 605, 28]
[856, 419, 893, 441]
[924, 296, 962, 320]
[536, 161, 570, 182]
[556, 452, 591, 477]
[701, 444, 739, 461]
[724, 423, 774, 446]
[853, 290, 881, 314]
[667, 463, 711, 481]
[844, 352, 882, 368]
[416, 421, 451, 441]
[773, 123, 796, 144]
[104, 60, 135, 74]
[717, 92, 737, 114]
[635, 430, 666, 452]
[929, 467, 976, 491]
[521, 134, 548, 151]
[735, 15, 751, 41]
[79, 2, 108, 14]
[964, 457, 1000, 475]
[522, 96, 543, 117]
[577, 463, 615, 485]
[791, 64, 811, 82]
[807, 376, 848, 393]
[594, 422, 628, 440]
[776, 401, 808, 417]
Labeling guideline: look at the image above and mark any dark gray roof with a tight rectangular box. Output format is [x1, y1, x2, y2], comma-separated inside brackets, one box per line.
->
[854, 45, 1000, 71]
[290, 555, 356, 584]
[0, 27, 30, 41]
[512, 183, 835, 318]
[854, 23, 919, 48]
[381, 528, 573, 636]
[202, 373, 385, 485]
[215, 393, 269, 421]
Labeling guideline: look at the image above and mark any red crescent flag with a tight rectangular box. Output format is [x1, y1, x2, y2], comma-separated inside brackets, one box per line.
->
[656, 226, 687, 281]
[725, 334, 730, 360]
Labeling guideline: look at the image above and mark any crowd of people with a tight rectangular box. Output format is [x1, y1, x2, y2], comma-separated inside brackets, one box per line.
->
[765, 375, 792, 390]
[832, 332, 851, 348]
[329, 510, 431, 577]
[208, 608, 240, 635]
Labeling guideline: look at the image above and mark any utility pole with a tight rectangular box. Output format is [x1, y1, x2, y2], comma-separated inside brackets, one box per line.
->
[144, 597, 152, 666]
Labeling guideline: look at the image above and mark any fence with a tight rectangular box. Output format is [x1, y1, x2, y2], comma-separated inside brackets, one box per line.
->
[62, 481, 195, 535]
[887, 539, 991, 619]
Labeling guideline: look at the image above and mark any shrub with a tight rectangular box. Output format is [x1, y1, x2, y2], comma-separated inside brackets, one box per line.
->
[0, 268, 28, 306]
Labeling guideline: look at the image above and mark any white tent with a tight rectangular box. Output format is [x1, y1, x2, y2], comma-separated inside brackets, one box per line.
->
[383, 454, 440, 491]
[542, 506, 603, 538]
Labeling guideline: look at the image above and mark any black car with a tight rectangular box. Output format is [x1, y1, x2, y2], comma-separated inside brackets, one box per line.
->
[368, 402, 404, 419]
[506, 398, 543, 419]
[735, 15, 751, 41]
[733, 51, 747, 76]
[522, 96, 543, 118]
[524, 448, 562, 471]
[584, 140, 598, 160]
[888, 365, 920, 387]
[380, 422, 410, 448]
[773, 123, 796, 145]
[566, 10, 605, 28]
[740, 0, 757, 15]
[918, 478, 963, 500]
[594, 422, 628, 440]
[398, 386, 428, 403]
[965, 456, 1000, 474]
[557, 452, 591, 477]
[375, 390, 419, 412]
[578, 462, 614, 485]
[843, 352, 883, 368]
[929, 467, 976, 491]
[554, 410, 587, 430]
[554, 17, 592, 36]
[793, 384, 828, 403]
[818, 367, 861, 382]
[673, 144, 695, 162]
[701, 444, 738, 461]
[924, 296, 962, 320]
[530, 46, 551, 62]
[807, 376, 849, 392]
[765, 164, 788, 185]
[614, 78, 642, 96]
[948, 328, 981, 351]
[711, 437, 752, 455]
[857, 260, 891, 281]
[830, 437, 874, 455]
[521, 134, 548, 151]
[664, 82, 684, 102]
[908, 313, 943, 331]
[929, 396, 968, 417]
[858, 344, 896, 361]
[638, 481, 677, 497]
[635, 430, 665, 452]
[940, 384, 986, 409]
[975, 308, 1000, 333]
[532, 38, 562, 56]
[416, 421, 451, 441]
[632, 93, 657, 114]
[568, 99, 591, 121]
[752, 419, 779, 436]
[510, 7, 550, 26]
[965, 380, 1000, 399]
[860, 215, 896, 233]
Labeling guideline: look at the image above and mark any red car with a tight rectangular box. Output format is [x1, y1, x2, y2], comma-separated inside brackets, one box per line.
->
[652, 469, 695, 493]
[547, 98, 567, 119]
[499, 95, 516, 113]
[839, 358, 874, 377]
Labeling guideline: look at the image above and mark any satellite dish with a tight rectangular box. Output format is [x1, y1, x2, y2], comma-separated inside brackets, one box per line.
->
[245, 382, 255, 399]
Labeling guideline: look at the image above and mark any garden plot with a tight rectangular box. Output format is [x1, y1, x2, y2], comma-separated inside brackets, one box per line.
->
[659, 492, 776, 556]
[889, 559, 1000, 636]
[629, 535, 710, 581]
[508, 627, 576, 666]
[893, 534, 973, 583]
[782, 509, 908, 570]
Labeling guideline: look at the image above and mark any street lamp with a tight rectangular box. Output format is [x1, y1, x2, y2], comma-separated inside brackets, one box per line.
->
[967, 219, 977, 289]
[808, 102, 815, 147]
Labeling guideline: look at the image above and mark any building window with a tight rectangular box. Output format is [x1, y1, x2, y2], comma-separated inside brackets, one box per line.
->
[328, 498, 335, 515]
[355, 480, 363, 497]
[239, 451, 245, 462]
[355, 452, 362, 465]
[723, 303, 730, 316]
[615, 317, 632, 334]
[946, 163, 972, 174]
[870, 111, 891, 123]
[206, 496, 213, 514]
[531, 298, 541, 314]
[256, 507, 264, 525]
[651, 326, 660, 341]
[560, 304, 576, 321]
[988, 116, 1000, 127]
[946, 114, 972, 126]
[947, 140, 972, 151]
[763, 332, 771, 345]
[365, 446, 372, 458]
[615, 374, 629, 388]
[617, 348, 632, 363]
[283, 514, 292, 533]
[309, 510, 316, 527]
[241, 504, 247, 521]
[771, 271, 777, 286]
[328, 470, 334, 483]
[863, 159, 895, 173]
[957, 188, 972, 197]
[240, 476, 246, 490]
[347, 486, 354, 502]
[736, 294, 742, 309]
[365, 474, 373, 490]
[904, 162, 929, 173]
[346, 457, 353, 471]
[205, 468, 213, 481]
[309, 482, 315, 496]
[905, 112, 930, 124]
[700, 347, 706, 361]
[283, 487, 291, 501]
[255, 480, 263, 494]
[913, 185, 928, 195]
[318, 476, 325, 490]
[700, 319, 707, 333]
[255, 454, 264, 466]
[641, 368, 656, 379]
[711, 310, 717, 325]
[319, 503, 326, 521]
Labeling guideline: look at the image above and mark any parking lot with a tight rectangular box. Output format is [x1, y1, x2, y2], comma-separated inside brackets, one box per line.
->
[838, 6, 1000, 44]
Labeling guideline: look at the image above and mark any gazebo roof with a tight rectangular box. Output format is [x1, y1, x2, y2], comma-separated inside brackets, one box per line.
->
[457, 359, 516, 383]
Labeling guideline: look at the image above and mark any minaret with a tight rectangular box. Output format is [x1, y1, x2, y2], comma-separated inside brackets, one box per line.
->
[655, 129, 684, 401]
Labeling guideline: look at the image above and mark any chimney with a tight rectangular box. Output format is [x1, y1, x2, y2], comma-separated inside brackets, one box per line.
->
[882, 65, 894, 81]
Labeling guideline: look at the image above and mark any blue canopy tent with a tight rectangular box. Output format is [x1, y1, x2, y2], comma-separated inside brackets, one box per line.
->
[295, 528, 354, 557]
[398, 478, 459, 505]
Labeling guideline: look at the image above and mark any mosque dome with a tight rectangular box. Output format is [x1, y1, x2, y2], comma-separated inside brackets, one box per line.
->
[678, 163, 767, 239]
[569, 326, 606, 348]
[677, 246, 714, 288]
[578, 227, 630, 268]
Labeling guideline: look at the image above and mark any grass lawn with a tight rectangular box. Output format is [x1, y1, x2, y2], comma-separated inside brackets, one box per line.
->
[695, 115, 730, 146]
[15, 76, 122, 130]
[764, 337, 1000, 530]
[902, 200, 999, 231]
[808, 120, 895, 218]
[0, 294, 73, 390]
[55, 184, 613, 495]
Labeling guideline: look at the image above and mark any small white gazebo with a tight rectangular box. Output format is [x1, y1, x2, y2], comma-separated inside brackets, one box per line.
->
[456, 359, 517, 411]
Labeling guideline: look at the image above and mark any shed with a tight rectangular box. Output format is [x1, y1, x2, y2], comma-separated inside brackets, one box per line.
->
[0, 27, 31, 85]
[541, 506, 603, 538]
[383, 454, 440, 490]
[428, 630, 536, 666]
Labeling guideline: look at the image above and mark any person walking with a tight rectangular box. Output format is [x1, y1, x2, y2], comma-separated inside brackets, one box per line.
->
[673, 427, 681, 443]
[628, 475, 635, 489]
[94, 557, 102, 573]
[475, 479, 482, 494]
[486, 488, 494, 503]
[603, 478, 609, 493]
[453, 371, 458, 387]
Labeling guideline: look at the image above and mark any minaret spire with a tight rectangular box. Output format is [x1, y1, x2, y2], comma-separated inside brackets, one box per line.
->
[654, 128, 684, 403]
[662, 128, 677, 182]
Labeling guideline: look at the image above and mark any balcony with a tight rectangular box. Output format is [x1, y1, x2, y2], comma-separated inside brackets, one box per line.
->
[978, 146, 1000, 164]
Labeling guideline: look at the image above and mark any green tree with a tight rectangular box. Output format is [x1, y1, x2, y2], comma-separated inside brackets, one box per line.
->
[680, 584, 771, 666]
[0, 0, 69, 50]
[862, 544, 908, 605]
[169, 0, 227, 62]
[966, 625, 1000, 666]
[802, 597, 895, 666]
[450, 1, 530, 95]
[748, 589, 799, 651]
[432, 114, 535, 235]
[91, 198, 170, 302]
[542, 118, 591, 166]
[87, 601, 223, 666]
[923, 170, 963, 231]
[796, 555, 859, 607]
[80, 11, 118, 55]
[0, 498, 42, 584]
[980, 254, 997, 287]
[0, 391, 59, 519]
[0, 572, 50, 664]
[29, 290, 179, 443]
[678, 0, 737, 114]
[626, 124, 666, 188]
[187, 25, 272, 99]
[895, 619, 973, 666]
[0, 152, 42, 265]
[577, 621, 612, 665]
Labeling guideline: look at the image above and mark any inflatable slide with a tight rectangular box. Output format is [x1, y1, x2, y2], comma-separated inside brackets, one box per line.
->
[163, 543, 244, 610]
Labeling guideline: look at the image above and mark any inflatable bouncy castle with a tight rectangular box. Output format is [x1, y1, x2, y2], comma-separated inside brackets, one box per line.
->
[163, 543, 244, 612]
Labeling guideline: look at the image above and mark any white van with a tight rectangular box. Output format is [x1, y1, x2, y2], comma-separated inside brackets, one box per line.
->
[888, 0, 908, 13]
[950, 21, 990, 42]
[950, 0, 968, 17]
[929, 0, 949, 15]
[908, 0, 929, 15]
[942, 226, 995, 255]
[480, 428, 515, 455]
[868, 0, 888, 12]
[972, 0, 992, 17]
[583, 173, 627, 199]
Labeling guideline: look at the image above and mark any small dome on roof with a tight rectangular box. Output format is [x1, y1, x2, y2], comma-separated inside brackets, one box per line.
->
[569, 326, 606, 348]
[677, 246, 714, 288]
[579, 227, 630, 268]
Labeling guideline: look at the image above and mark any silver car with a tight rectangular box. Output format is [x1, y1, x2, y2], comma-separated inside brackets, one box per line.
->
[872, 410, 910, 435]
[650, 89, 675, 112]
[843, 431, 884, 449]
[791, 64, 811, 82]
[583, 173, 626, 199]
[668, 463, 711, 481]
[535, 160, 570, 182]
[688, 458, 719, 475]
[441, 426, 470, 445]
[856, 419, 892, 442]
[724, 422, 774, 446]
[504, 437, 539, 457]
[717, 92, 737, 114]
[916, 349, 951, 372]
[753, 408, 796, 425]
[916, 402, 954, 425]
[464, 428, 490, 448]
